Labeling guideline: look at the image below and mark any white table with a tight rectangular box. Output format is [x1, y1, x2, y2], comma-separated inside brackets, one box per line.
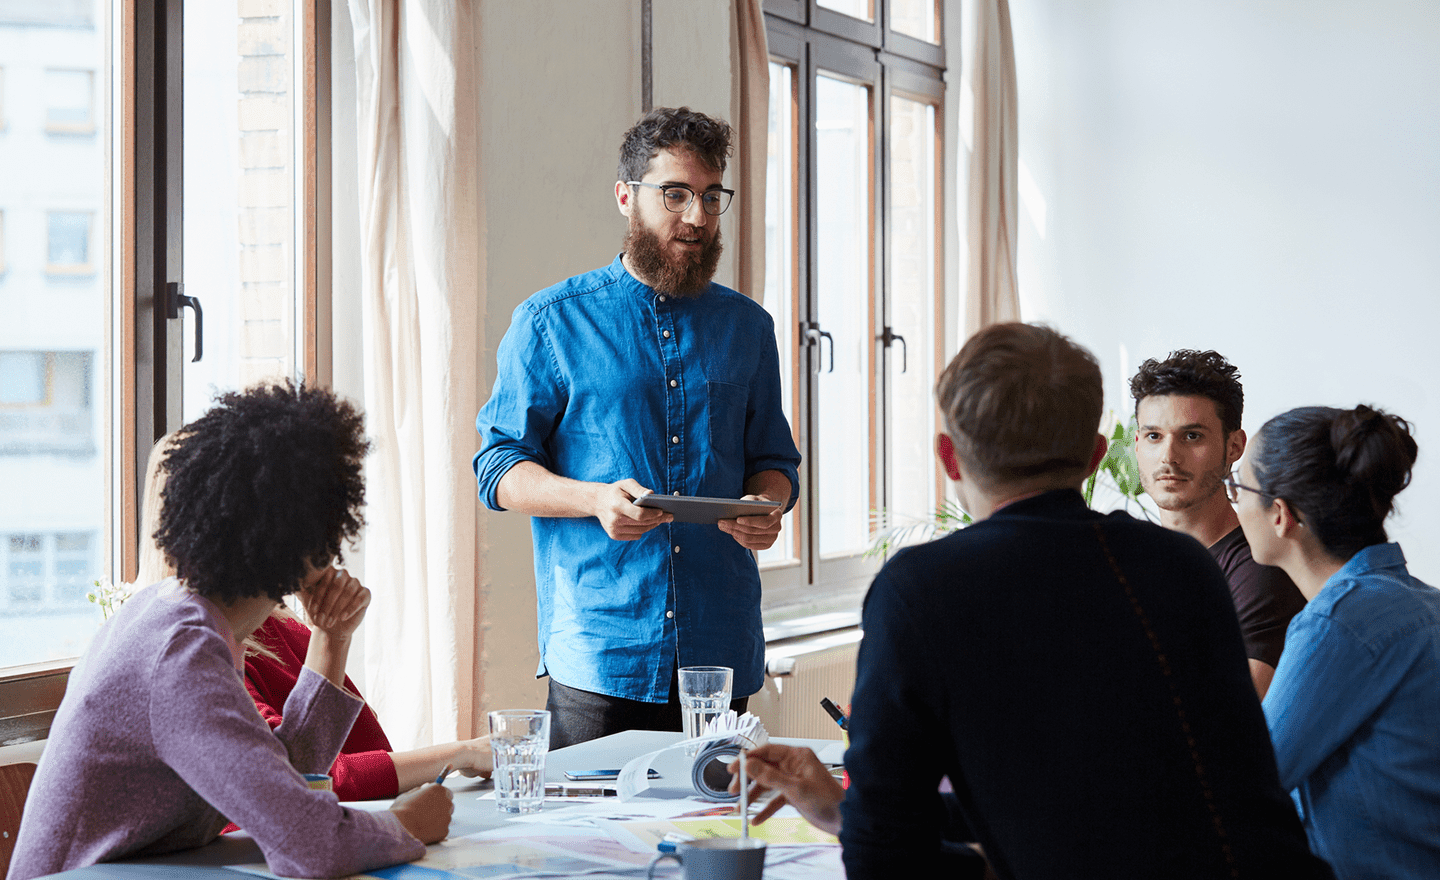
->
[43, 730, 844, 878]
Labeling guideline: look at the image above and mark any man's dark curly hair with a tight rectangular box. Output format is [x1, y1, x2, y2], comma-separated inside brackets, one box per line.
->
[153, 381, 370, 605]
[1129, 349, 1244, 435]
[617, 106, 733, 184]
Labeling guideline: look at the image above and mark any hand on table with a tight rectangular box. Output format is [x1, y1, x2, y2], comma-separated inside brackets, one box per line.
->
[454, 735, 493, 779]
[728, 743, 845, 836]
[298, 566, 371, 638]
[596, 479, 672, 541]
[717, 494, 784, 551]
[389, 781, 454, 845]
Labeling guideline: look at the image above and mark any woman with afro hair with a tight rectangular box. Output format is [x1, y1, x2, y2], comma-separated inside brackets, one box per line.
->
[10, 382, 453, 880]
[133, 430, 491, 805]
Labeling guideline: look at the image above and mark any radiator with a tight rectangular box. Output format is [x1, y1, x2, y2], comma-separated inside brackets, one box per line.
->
[748, 628, 863, 740]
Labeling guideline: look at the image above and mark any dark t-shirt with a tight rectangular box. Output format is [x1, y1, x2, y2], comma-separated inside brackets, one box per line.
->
[1208, 526, 1308, 668]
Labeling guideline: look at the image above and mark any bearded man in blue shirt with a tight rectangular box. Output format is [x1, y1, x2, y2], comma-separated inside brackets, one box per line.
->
[474, 108, 800, 749]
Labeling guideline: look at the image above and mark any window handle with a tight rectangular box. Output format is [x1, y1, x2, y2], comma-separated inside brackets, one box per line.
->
[882, 327, 907, 374]
[803, 323, 834, 374]
[167, 281, 203, 363]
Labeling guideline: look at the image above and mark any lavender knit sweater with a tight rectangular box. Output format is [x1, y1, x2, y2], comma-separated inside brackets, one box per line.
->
[9, 581, 424, 879]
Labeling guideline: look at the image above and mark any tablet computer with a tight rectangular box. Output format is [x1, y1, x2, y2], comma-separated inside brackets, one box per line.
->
[633, 493, 780, 524]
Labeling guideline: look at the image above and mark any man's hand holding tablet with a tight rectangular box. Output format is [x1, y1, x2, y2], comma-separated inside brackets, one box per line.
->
[633, 492, 780, 524]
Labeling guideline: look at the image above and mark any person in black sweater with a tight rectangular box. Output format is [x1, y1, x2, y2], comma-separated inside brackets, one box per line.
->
[743, 324, 1332, 879]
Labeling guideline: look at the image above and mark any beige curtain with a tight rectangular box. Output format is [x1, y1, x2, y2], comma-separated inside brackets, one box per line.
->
[348, 0, 481, 749]
[731, 0, 769, 301]
[965, 0, 1021, 336]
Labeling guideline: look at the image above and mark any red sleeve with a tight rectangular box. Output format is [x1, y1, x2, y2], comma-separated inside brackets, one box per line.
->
[243, 615, 399, 801]
[330, 747, 400, 800]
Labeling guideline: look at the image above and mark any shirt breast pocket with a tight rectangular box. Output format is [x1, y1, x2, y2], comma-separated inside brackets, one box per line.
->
[706, 381, 749, 490]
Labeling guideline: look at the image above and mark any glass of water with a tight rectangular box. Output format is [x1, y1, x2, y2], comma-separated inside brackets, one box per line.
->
[487, 709, 551, 813]
[678, 666, 733, 755]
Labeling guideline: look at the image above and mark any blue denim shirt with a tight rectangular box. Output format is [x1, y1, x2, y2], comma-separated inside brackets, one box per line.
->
[1263, 543, 1440, 878]
[473, 256, 800, 703]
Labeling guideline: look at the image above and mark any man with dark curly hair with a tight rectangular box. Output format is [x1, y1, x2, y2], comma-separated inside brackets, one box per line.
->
[474, 107, 800, 748]
[1131, 349, 1306, 697]
[11, 382, 453, 880]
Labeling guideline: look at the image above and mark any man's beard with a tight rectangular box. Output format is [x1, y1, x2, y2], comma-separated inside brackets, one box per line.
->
[622, 214, 723, 297]
[1144, 460, 1229, 512]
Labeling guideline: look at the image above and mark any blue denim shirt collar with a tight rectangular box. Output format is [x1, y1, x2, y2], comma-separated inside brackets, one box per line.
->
[1333, 541, 1406, 580]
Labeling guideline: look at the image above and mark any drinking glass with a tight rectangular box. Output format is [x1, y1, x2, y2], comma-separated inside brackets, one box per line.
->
[488, 709, 551, 813]
[678, 666, 732, 756]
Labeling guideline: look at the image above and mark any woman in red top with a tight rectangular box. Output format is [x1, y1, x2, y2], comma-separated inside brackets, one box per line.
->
[244, 613, 492, 799]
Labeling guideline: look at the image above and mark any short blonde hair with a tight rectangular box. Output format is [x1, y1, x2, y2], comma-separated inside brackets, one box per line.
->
[136, 433, 178, 588]
[936, 323, 1103, 491]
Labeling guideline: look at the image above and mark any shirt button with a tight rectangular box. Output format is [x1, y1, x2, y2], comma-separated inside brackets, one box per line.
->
[673, 545, 681, 554]
[666, 610, 675, 619]
[669, 379, 677, 387]
[672, 491, 681, 496]
[658, 295, 667, 302]
[662, 330, 671, 338]
[671, 435, 679, 444]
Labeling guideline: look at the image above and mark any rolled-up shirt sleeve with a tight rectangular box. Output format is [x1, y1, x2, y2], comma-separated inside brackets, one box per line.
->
[474, 303, 564, 510]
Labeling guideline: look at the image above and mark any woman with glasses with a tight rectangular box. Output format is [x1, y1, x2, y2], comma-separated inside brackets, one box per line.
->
[1228, 405, 1440, 879]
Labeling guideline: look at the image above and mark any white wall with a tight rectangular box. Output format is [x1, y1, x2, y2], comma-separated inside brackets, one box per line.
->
[1009, 0, 1440, 574]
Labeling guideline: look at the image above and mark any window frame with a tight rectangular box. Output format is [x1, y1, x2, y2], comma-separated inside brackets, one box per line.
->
[0, 0, 332, 746]
[760, 0, 946, 636]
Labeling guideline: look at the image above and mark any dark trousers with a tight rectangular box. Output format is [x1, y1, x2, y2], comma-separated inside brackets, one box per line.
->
[546, 672, 751, 750]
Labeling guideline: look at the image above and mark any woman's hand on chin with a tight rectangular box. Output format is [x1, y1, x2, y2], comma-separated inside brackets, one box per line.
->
[299, 566, 370, 638]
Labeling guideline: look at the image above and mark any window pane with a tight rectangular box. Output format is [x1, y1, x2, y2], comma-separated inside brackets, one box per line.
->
[887, 96, 938, 533]
[47, 211, 93, 269]
[818, 0, 873, 23]
[45, 68, 95, 131]
[0, 3, 109, 666]
[182, 0, 298, 418]
[759, 62, 800, 570]
[0, 352, 46, 404]
[890, 0, 938, 44]
[814, 74, 873, 559]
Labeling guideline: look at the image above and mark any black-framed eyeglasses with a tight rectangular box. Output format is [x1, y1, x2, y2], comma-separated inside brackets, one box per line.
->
[626, 181, 734, 216]
[1221, 470, 1265, 504]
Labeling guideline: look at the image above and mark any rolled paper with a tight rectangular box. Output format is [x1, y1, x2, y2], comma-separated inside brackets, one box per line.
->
[691, 740, 743, 802]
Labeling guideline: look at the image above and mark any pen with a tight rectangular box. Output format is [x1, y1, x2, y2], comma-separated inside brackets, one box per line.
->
[820, 697, 848, 731]
[544, 784, 618, 798]
[435, 764, 454, 785]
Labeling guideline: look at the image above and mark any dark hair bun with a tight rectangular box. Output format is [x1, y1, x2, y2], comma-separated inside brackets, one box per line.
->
[1330, 405, 1417, 503]
[1253, 404, 1416, 560]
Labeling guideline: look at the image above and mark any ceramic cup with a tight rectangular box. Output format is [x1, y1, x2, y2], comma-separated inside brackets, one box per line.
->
[647, 838, 767, 880]
[302, 773, 332, 791]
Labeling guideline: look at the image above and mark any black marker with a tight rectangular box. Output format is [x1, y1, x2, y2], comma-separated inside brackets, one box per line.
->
[820, 697, 848, 731]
